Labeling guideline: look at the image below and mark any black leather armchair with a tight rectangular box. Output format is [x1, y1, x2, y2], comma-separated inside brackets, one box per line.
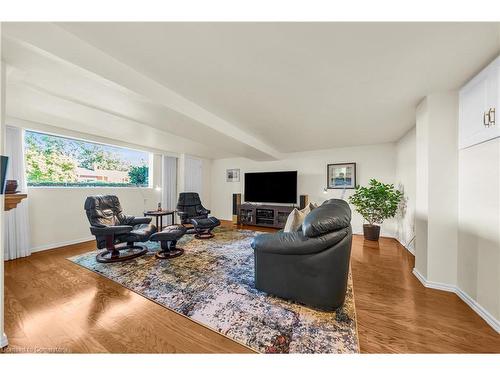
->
[84, 195, 157, 263]
[251, 199, 352, 311]
[176, 192, 211, 225]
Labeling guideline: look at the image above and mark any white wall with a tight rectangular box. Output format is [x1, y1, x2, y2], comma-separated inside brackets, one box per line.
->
[458, 138, 500, 322]
[415, 93, 459, 285]
[412, 91, 500, 332]
[395, 126, 416, 253]
[28, 185, 162, 251]
[414, 92, 500, 332]
[427, 94, 459, 285]
[210, 143, 398, 237]
[415, 98, 430, 277]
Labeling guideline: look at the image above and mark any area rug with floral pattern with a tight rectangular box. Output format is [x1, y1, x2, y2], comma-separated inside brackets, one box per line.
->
[68, 227, 359, 353]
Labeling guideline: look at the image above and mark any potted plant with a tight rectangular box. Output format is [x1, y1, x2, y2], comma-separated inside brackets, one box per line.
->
[349, 179, 403, 241]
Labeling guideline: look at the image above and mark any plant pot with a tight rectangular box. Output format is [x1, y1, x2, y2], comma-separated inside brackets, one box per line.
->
[363, 224, 380, 241]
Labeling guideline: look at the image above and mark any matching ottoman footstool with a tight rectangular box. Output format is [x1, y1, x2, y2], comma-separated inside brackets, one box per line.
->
[190, 217, 221, 239]
[150, 225, 187, 259]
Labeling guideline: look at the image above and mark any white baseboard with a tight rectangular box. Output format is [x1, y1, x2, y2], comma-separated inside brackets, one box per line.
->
[455, 288, 500, 334]
[1, 332, 8, 348]
[396, 237, 415, 255]
[412, 268, 500, 333]
[412, 268, 456, 292]
[30, 237, 94, 253]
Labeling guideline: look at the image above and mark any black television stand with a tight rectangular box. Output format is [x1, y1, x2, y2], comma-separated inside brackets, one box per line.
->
[238, 203, 295, 229]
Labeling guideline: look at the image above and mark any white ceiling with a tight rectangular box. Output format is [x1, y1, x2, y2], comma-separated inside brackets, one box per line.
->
[3, 22, 500, 159]
[2, 38, 262, 159]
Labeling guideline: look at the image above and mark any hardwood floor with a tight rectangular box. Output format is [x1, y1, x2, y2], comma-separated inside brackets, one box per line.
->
[3, 221, 500, 353]
[351, 237, 500, 353]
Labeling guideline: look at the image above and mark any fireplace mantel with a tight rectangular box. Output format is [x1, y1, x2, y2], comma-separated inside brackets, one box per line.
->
[4, 193, 28, 211]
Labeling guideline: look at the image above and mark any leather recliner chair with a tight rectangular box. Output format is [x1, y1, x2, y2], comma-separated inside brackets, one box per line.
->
[84, 195, 156, 263]
[251, 199, 353, 311]
[176, 192, 210, 225]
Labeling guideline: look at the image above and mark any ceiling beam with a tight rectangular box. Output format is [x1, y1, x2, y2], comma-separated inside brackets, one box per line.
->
[2, 22, 282, 160]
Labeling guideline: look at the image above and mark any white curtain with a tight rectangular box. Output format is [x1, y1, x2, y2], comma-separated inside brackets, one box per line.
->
[184, 155, 203, 194]
[4, 126, 31, 260]
[162, 155, 177, 225]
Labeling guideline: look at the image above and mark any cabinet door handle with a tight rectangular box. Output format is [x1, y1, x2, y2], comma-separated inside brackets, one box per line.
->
[488, 108, 495, 126]
[484, 111, 490, 127]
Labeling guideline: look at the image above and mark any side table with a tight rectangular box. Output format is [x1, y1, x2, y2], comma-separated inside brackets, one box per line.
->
[144, 210, 176, 230]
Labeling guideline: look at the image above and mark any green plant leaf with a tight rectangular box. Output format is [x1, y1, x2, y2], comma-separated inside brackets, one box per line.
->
[348, 179, 403, 225]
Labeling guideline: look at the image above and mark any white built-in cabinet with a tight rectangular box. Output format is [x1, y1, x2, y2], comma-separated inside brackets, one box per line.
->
[459, 56, 499, 149]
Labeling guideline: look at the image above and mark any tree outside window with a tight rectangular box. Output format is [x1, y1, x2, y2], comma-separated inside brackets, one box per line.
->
[25, 130, 150, 187]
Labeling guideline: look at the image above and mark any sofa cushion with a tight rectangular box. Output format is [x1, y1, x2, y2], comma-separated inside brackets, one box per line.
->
[191, 216, 221, 229]
[128, 223, 157, 242]
[302, 199, 351, 237]
[150, 225, 187, 242]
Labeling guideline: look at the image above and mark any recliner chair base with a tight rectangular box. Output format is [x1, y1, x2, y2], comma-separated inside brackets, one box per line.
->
[155, 247, 184, 259]
[96, 243, 148, 263]
[195, 232, 214, 239]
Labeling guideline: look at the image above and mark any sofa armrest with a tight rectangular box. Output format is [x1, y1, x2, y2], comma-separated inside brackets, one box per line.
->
[90, 225, 133, 236]
[251, 229, 349, 256]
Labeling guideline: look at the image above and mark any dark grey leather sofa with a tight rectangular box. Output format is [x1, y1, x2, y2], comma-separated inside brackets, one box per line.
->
[251, 199, 352, 311]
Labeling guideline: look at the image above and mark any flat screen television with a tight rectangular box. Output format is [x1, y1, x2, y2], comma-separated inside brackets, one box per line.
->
[244, 171, 297, 204]
[0, 156, 8, 195]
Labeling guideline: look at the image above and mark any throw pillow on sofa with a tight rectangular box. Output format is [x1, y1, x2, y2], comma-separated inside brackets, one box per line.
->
[298, 202, 318, 231]
[284, 208, 307, 232]
[299, 201, 318, 216]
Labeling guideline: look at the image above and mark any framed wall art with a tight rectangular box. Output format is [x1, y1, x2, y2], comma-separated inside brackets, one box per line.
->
[226, 169, 240, 182]
[327, 163, 356, 189]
